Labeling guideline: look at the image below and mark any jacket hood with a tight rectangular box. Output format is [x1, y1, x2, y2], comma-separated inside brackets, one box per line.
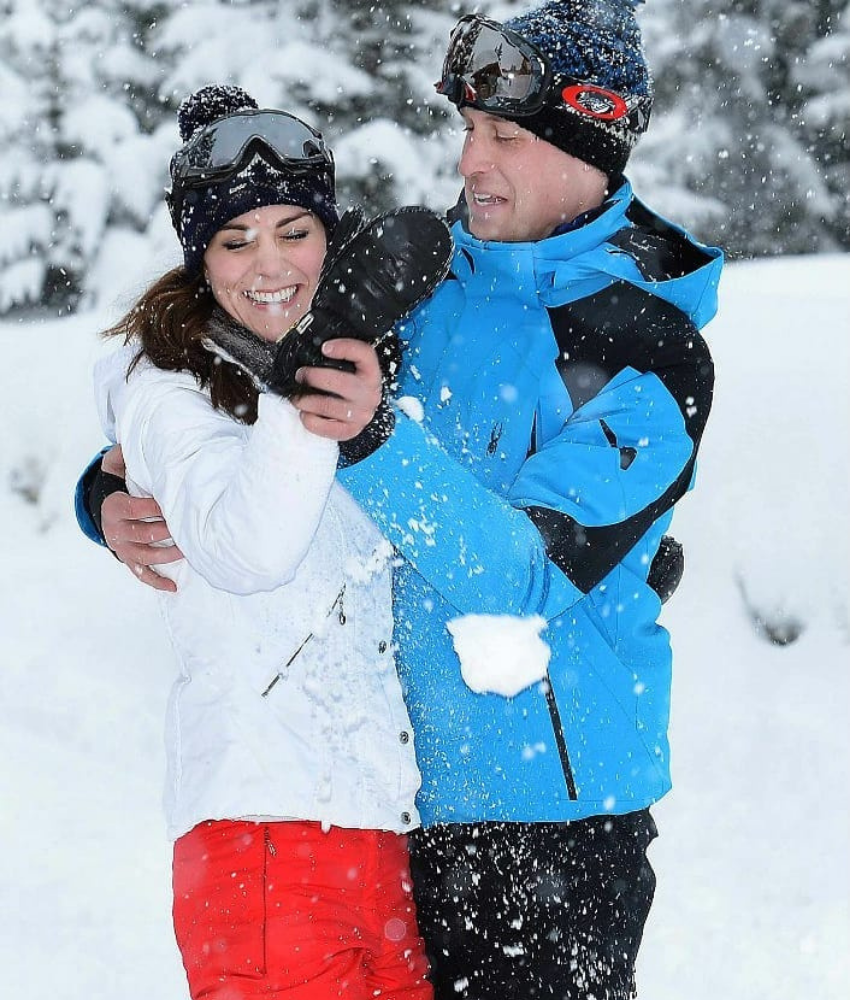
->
[451, 179, 723, 330]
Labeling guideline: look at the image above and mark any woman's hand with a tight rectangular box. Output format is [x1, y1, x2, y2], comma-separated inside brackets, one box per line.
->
[291, 339, 383, 440]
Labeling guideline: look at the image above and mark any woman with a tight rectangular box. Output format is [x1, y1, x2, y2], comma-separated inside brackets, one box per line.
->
[95, 84, 433, 1000]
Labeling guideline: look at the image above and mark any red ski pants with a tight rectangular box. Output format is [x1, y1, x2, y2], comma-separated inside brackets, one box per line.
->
[172, 819, 432, 1000]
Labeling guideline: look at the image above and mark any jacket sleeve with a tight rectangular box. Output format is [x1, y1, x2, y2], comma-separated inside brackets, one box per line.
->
[116, 370, 338, 595]
[338, 413, 582, 621]
[74, 448, 111, 546]
[515, 292, 715, 591]
[339, 297, 713, 614]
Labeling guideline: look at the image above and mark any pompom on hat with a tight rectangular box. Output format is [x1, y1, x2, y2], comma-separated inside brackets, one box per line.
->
[445, 0, 653, 177]
[169, 84, 339, 275]
[176, 84, 258, 143]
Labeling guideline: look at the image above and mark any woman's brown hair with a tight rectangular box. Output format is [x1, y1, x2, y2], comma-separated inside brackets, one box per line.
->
[104, 267, 259, 424]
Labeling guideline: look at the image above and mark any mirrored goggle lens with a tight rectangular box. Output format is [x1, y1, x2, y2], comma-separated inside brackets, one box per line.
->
[443, 18, 545, 110]
[180, 112, 330, 174]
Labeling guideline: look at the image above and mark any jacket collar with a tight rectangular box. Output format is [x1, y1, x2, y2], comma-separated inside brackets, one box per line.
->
[449, 181, 634, 303]
[449, 178, 722, 329]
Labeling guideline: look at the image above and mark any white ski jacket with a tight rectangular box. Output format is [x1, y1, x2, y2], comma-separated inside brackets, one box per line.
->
[95, 348, 421, 841]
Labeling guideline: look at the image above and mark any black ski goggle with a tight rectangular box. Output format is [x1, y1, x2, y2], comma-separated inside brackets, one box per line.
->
[436, 14, 651, 134]
[437, 15, 551, 116]
[167, 110, 334, 226]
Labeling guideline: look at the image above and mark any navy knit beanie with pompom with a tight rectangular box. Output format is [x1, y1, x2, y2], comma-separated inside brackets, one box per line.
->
[502, 0, 653, 176]
[176, 84, 258, 143]
[170, 84, 338, 275]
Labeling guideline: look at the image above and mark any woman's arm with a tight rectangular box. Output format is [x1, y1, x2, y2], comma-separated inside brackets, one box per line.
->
[82, 340, 383, 593]
[115, 370, 339, 595]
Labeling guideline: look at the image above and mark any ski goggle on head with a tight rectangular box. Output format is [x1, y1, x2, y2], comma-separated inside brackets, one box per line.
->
[436, 14, 650, 133]
[167, 109, 334, 228]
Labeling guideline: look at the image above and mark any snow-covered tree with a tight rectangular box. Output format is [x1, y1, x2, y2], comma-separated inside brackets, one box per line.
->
[1, 0, 848, 315]
[0, 0, 170, 312]
[633, 0, 848, 257]
[295, 0, 459, 213]
[149, 0, 462, 215]
[793, 1, 850, 249]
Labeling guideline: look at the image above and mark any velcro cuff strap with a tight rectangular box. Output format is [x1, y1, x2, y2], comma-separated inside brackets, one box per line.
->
[87, 468, 128, 553]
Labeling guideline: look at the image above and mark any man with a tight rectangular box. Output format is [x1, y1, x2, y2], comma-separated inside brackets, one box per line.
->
[306, 5, 721, 998]
[78, 2, 722, 997]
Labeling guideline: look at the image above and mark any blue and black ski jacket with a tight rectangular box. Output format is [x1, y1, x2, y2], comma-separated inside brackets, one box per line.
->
[340, 179, 723, 826]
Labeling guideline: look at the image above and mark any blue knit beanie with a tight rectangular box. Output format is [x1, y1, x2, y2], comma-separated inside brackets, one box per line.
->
[502, 0, 653, 175]
[171, 85, 338, 275]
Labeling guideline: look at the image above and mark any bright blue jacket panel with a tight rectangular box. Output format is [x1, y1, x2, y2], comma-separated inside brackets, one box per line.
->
[340, 181, 722, 825]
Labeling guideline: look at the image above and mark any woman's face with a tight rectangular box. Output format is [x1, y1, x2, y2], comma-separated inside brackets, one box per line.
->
[204, 204, 327, 342]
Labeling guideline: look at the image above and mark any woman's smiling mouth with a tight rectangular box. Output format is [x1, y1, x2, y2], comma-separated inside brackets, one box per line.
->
[244, 287, 298, 305]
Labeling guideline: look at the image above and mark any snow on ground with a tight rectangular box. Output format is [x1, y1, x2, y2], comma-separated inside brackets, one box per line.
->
[1, 255, 848, 999]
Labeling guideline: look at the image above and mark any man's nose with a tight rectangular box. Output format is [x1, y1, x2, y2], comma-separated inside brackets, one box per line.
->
[458, 135, 493, 178]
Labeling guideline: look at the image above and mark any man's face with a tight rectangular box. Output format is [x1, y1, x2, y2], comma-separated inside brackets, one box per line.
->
[458, 108, 609, 243]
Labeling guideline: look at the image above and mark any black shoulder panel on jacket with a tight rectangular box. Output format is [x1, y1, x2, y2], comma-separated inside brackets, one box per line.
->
[530, 282, 715, 593]
[549, 281, 714, 444]
[607, 199, 712, 282]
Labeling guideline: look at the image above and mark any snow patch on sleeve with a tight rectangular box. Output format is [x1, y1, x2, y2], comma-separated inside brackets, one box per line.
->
[447, 614, 551, 697]
[397, 395, 424, 423]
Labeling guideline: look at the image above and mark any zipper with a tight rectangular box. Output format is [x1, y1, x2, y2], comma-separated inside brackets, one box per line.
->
[544, 679, 578, 800]
[526, 414, 576, 799]
[261, 584, 346, 698]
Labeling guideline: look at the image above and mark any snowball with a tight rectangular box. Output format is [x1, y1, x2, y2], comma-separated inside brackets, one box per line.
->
[447, 614, 551, 697]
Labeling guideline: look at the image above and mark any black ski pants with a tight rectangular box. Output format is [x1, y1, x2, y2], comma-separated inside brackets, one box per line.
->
[408, 810, 658, 1000]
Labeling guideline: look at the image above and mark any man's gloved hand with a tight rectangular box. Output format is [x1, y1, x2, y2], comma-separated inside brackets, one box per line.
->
[203, 206, 453, 399]
[647, 535, 684, 604]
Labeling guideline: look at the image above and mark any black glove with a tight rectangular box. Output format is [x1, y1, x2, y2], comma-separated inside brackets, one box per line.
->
[202, 206, 453, 399]
[647, 534, 684, 604]
[337, 395, 396, 467]
[336, 303, 404, 466]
